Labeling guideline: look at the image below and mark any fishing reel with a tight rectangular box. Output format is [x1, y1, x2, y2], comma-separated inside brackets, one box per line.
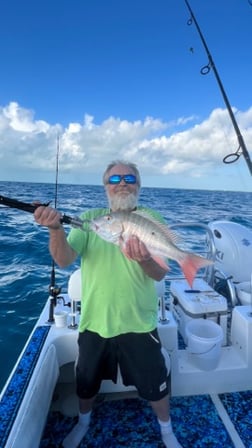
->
[48, 284, 62, 323]
[49, 284, 62, 299]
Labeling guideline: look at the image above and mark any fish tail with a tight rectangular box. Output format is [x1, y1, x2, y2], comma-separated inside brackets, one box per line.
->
[179, 254, 213, 287]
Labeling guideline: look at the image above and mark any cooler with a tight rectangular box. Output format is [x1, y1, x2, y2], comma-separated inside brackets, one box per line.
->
[170, 278, 228, 345]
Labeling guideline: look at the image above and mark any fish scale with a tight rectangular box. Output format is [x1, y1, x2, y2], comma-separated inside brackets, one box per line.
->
[119, 211, 177, 257]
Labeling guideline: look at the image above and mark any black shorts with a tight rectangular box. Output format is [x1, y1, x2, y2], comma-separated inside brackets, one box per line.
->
[75, 329, 169, 401]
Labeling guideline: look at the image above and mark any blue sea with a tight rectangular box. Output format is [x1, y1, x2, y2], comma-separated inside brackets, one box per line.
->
[0, 181, 252, 391]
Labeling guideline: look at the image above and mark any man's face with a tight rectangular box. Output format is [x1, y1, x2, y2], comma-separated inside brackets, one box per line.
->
[105, 164, 140, 211]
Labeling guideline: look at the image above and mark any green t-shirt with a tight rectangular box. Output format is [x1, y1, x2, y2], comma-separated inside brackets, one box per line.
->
[67, 207, 164, 338]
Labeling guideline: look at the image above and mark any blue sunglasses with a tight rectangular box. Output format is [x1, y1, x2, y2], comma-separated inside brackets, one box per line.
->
[108, 174, 137, 185]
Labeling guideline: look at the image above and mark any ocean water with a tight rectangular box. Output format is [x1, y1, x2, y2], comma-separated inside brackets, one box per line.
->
[0, 181, 252, 391]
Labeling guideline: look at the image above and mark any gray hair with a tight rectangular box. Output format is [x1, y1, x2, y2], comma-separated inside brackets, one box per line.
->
[102, 160, 141, 186]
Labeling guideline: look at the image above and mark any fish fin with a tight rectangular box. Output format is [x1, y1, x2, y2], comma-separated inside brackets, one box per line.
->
[179, 254, 213, 287]
[151, 256, 170, 272]
[132, 210, 181, 243]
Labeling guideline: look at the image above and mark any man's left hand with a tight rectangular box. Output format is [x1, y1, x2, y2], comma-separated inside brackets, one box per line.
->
[121, 235, 152, 262]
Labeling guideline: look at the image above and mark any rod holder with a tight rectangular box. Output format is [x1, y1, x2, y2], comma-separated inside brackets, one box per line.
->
[68, 300, 78, 329]
[47, 286, 61, 323]
[159, 296, 169, 324]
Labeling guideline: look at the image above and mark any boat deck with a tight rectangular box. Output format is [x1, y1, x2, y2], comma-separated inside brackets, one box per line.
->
[1, 278, 252, 448]
[1, 320, 251, 448]
[39, 361, 252, 448]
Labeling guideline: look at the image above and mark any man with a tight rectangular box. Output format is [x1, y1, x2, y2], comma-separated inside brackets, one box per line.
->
[34, 160, 182, 448]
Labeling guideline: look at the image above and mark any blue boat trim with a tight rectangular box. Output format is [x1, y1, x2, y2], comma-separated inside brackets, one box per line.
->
[0, 325, 50, 447]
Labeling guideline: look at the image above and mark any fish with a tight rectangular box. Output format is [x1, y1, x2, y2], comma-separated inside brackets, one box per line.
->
[90, 210, 213, 287]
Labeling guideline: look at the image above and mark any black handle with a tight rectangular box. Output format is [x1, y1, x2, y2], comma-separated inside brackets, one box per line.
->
[0, 195, 40, 213]
[0, 194, 75, 226]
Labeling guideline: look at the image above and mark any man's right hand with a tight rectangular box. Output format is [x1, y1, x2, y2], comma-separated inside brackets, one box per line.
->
[34, 206, 62, 230]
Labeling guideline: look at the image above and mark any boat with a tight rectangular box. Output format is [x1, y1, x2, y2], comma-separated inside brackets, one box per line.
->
[1, 1, 252, 444]
[1, 218, 252, 448]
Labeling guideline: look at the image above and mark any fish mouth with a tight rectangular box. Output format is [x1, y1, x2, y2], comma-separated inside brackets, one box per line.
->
[90, 222, 99, 231]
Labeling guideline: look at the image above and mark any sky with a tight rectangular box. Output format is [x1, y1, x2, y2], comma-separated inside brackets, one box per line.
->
[0, 0, 252, 192]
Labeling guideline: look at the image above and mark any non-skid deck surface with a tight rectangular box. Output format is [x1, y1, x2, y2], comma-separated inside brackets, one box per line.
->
[219, 391, 252, 447]
[40, 392, 252, 448]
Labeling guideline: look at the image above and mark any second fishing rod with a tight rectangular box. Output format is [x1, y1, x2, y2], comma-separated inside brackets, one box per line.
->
[184, 0, 252, 176]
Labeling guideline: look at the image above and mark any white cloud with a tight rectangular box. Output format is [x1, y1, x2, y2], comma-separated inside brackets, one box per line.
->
[2, 102, 50, 133]
[0, 101, 251, 189]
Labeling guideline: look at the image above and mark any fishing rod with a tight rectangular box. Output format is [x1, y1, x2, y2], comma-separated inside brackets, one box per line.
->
[0, 194, 86, 229]
[48, 134, 62, 322]
[184, 0, 252, 176]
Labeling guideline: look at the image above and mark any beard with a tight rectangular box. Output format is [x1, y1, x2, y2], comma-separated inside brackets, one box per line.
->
[107, 191, 139, 211]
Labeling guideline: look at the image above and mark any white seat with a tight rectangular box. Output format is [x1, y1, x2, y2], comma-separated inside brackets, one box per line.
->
[68, 268, 82, 301]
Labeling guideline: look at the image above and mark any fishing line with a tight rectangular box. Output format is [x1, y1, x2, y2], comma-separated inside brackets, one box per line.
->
[184, 0, 252, 177]
[54, 134, 60, 209]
